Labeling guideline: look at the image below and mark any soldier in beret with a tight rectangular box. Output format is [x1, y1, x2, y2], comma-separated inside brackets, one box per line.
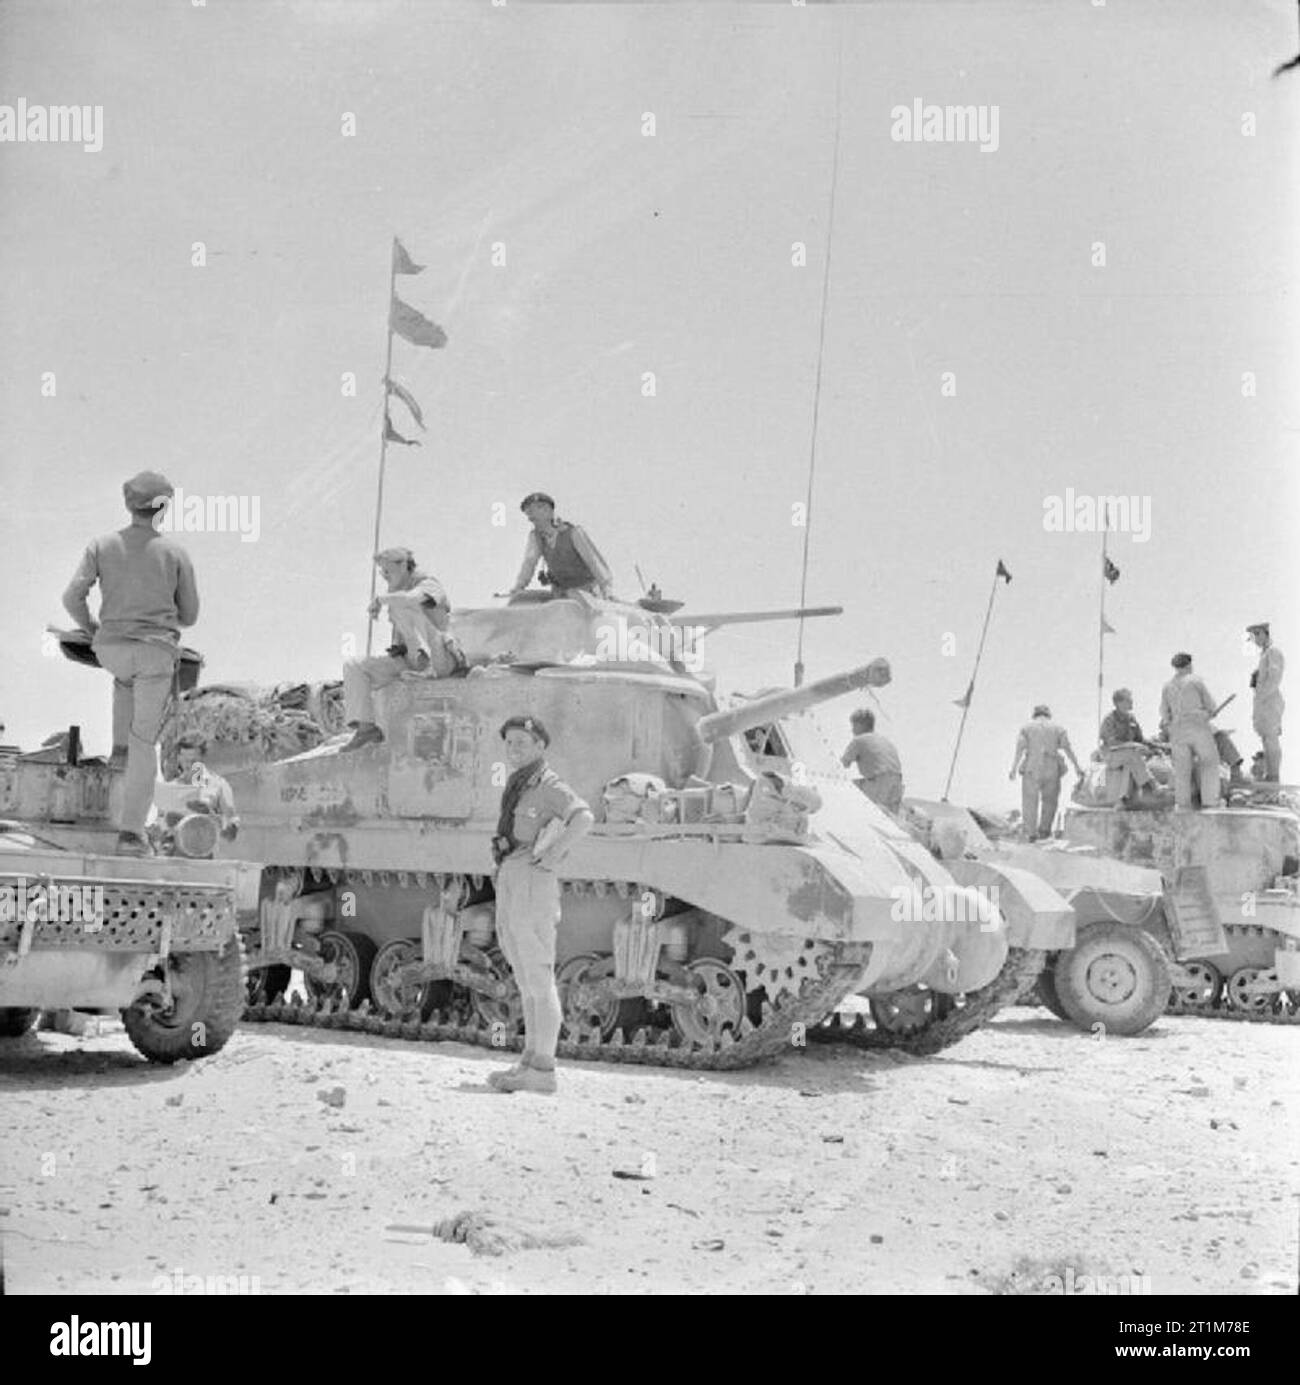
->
[507, 492, 612, 600]
[62, 471, 199, 855]
[488, 715, 593, 1095]
[1159, 652, 1220, 809]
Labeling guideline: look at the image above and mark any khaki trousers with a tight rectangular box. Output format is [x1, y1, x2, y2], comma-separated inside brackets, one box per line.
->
[93, 637, 176, 835]
[1171, 723, 1220, 809]
[494, 855, 563, 1061]
[1020, 772, 1061, 840]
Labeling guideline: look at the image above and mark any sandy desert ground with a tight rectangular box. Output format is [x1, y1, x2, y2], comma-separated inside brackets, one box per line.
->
[1, 1007, 1297, 1296]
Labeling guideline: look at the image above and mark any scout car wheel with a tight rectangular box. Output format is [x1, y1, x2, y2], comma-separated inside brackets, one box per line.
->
[122, 935, 245, 1063]
[1052, 922, 1169, 1036]
[0, 1007, 41, 1037]
[305, 930, 375, 1009]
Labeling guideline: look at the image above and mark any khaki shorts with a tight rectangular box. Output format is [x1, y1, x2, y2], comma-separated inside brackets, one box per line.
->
[495, 855, 561, 976]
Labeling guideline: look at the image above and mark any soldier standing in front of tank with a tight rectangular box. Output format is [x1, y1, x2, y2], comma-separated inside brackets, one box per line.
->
[1247, 622, 1284, 783]
[488, 716, 594, 1095]
[507, 492, 613, 599]
[62, 471, 199, 856]
[1009, 705, 1082, 840]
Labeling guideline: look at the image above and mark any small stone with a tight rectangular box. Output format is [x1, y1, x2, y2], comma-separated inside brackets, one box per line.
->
[317, 1086, 347, 1109]
[623, 1094, 645, 1105]
[165, 1093, 184, 1107]
[1055, 1185, 1072, 1195]
[993, 1211, 1009, 1222]
[1240, 1264, 1258, 1280]
[869, 1234, 884, 1244]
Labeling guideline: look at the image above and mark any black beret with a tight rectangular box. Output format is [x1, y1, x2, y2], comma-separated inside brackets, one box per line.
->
[499, 715, 550, 746]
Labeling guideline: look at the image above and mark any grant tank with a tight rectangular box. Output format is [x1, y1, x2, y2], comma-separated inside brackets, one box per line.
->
[224, 594, 1076, 1068]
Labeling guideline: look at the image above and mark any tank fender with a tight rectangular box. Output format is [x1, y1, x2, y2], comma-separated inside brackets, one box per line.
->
[943, 858, 1075, 952]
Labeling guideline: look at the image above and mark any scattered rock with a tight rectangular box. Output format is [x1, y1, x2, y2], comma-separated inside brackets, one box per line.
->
[317, 1086, 347, 1109]
[693, 1238, 725, 1252]
[1209, 1118, 1238, 1131]
[869, 1234, 884, 1244]
[821, 1134, 844, 1144]
[946, 1097, 970, 1106]
[612, 1167, 655, 1181]
[1055, 1184, 1072, 1195]
[623, 1093, 645, 1105]
[994, 1211, 1009, 1222]
[1181, 1086, 1211, 1098]
[1240, 1264, 1258, 1280]
[165, 1093, 184, 1107]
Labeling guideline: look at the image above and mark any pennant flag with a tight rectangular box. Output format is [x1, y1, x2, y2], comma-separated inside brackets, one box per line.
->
[383, 412, 420, 447]
[1101, 617, 1116, 635]
[996, 559, 1012, 583]
[953, 680, 974, 710]
[385, 377, 426, 430]
[392, 238, 425, 275]
[1103, 556, 1121, 585]
[391, 295, 447, 349]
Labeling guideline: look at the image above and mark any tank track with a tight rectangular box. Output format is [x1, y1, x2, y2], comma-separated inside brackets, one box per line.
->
[1164, 925, 1300, 1026]
[810, 947, 1048, 1057]
[241, 940, 873, 1072]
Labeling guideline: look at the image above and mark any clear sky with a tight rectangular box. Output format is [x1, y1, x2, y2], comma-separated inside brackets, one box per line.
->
[2, 0, 1297, 809]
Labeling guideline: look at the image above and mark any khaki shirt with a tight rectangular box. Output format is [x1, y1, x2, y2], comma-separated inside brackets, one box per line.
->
[63, 525, 199, 646]
[1014, 719, 1074, 779]
[505, 767, 589, 859]
[841, 732, 902, 780]
[1159, 672, 1215, 732]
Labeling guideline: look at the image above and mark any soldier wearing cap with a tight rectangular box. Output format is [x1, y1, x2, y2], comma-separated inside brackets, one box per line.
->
[1158, 652, 1221, 809]
[508, 492, 612, 600]
[487, 714, 593, 1095]
[1009, 704, 1082, 840]
[1247, 622, 1284, 782]
[159, 733, 239, 840]
[62, 471, 199, 855]
[340, 547, 464, 752]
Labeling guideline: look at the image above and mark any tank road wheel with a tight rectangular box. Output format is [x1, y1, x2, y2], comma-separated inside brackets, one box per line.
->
[1170, 960, 1223, 1012]
[1052, 922, 1170, 1036]
[1034, 968, 1070, 1022]
[670, 958, 748, 1047]
[305, 930, 376, 1010]
[868, 986, 955, 1035]
[467, 946, 523, 1033]
[0, 1007, 42, 1037]
[1225, 967, 1273, 1014]
[122, 935, 246, 1064]
[557, 953, 619, 1039]
[246, 964, 292, 1007]
[370, 939, 431, 1023]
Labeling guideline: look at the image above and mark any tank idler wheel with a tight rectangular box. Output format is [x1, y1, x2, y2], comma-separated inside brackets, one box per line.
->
[1052, 921, 1170, 1036]
[1225, 966, 1273, 1014]
[669, 958, 748, 1047]
[370, 939, 431, 1023]
[305, 930, 376, 1010]
[0, 1007, 42, 1037]
[1170, 960, 1223, 1011]
[246, 963, 292, 1007]
[868, 986, 955, 1035]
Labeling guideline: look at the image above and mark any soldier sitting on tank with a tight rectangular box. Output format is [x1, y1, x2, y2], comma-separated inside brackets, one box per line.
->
[506, 492, 613, 600]
[1099, 688, 1158, 807]
[841, 708, 904, 814]
[340, 547, 465, 753]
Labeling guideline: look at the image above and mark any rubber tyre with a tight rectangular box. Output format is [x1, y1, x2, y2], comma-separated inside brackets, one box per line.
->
[1034, 967, 1071, 1022]
[0, 1007, 41, 1037]
[122, 933, 246, 1063]
[1052, 922, 1170, 1037]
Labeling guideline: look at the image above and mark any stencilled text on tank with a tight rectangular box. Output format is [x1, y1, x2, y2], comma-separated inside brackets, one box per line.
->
[280, 782, 350, 809]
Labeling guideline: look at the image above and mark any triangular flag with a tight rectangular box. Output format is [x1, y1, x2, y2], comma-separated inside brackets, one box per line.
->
[1101, 617, 1116, 635]
[383, 412, 420, 447]
[385, 377, 426, 430]
[996, 559, 1012, 583]
[390, 295, 447, 349]
[392, 239, 425, 275]
[1103, 556, 1121, 585]
[953, 681, 974, 710]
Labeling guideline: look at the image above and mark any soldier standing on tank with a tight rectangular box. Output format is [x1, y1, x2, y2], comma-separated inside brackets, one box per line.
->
[1158, 652, 1221, 809]
[1247, 621, 1284, 782]
[487, 716, 593, 1095]
[1009, 705, 1082, 840]
[62, 471, 199, 856]
[507, 492, 613, 600]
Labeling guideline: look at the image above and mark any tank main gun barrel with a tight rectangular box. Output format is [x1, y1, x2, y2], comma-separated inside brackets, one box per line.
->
[695, 659, 891, 744]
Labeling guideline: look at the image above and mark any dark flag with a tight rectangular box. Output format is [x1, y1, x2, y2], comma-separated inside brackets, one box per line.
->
[391, 295, 447, 349]
[392, 238, 425, 275]
[385, 377, 426, 430]
[996, 559, 1012, 583]
[1103, 556, 1121, 585]
[953, 679, 974, 710]
[383, 413, 419, 447]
